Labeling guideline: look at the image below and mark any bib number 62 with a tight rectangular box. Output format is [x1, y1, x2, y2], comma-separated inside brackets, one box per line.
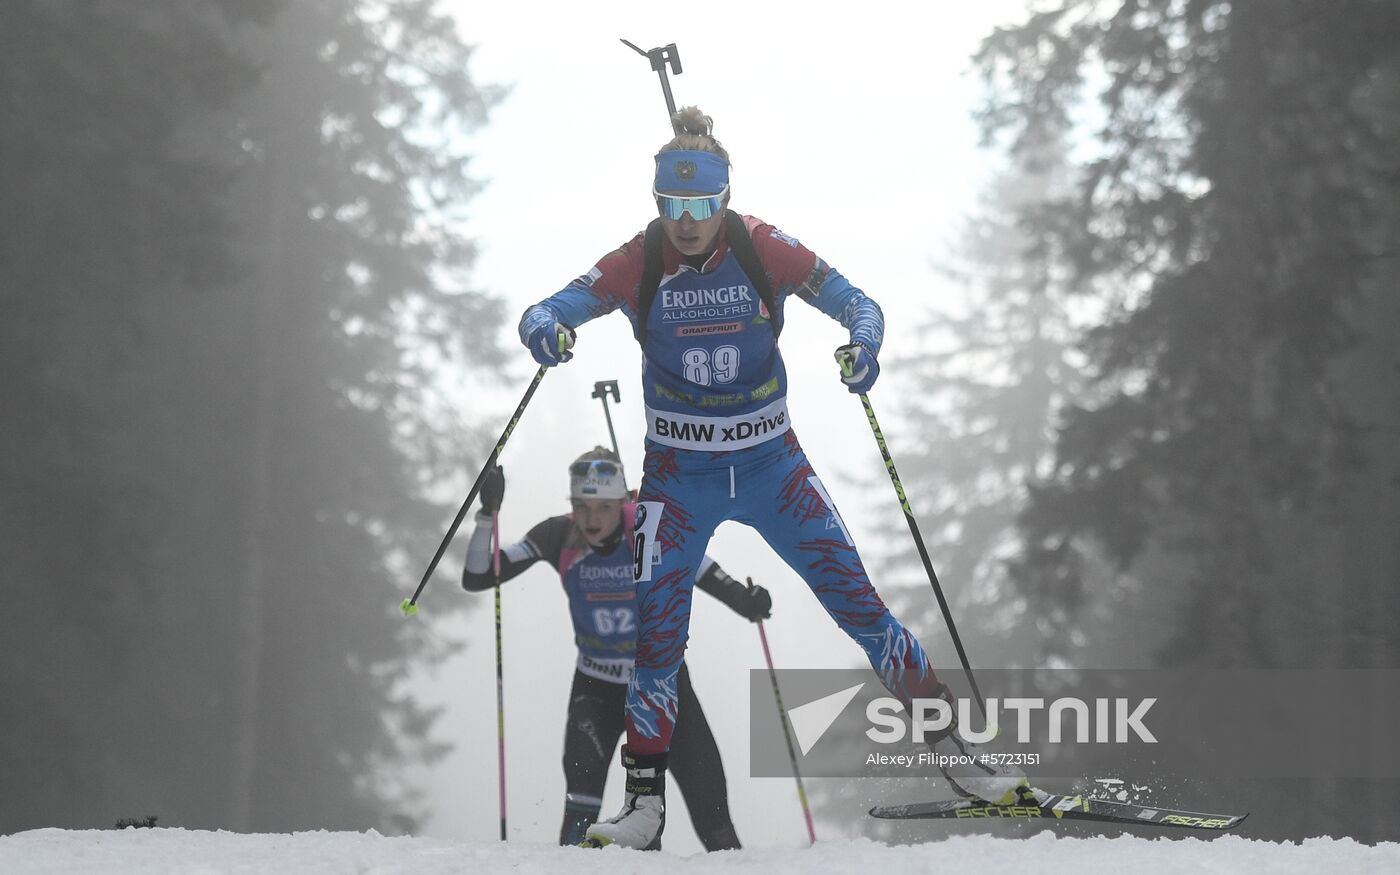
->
[592, 607, 635, 635]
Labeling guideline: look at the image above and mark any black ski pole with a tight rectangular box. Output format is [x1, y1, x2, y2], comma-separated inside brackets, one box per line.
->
[590, 380, 622, 458]
[401, 331, 568, 615]
[620, 39, 682, 131]
[834, 349, 988, 720]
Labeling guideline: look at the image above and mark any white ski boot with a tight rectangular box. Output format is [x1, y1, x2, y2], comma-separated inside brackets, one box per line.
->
[582, 747, 666, 850]
[929, 728, 1046, 806]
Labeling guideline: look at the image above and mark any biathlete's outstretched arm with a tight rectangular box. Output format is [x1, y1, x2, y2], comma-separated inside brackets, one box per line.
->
[461, 514, 570, 592]
[799, 264, 884, 357]
[739, 216, 885, 393]
[808, 267, 884, 394]
[460, 465, 572, 591]
[463, 514, 772, 623]
[518, 276, 626, 367]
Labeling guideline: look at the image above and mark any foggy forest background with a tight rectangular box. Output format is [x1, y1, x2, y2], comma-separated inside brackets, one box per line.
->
[3, 0, 1398, 845]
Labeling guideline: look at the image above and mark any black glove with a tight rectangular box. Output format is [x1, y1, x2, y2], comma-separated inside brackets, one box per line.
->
[740, 583, 773, 622]
[479, 464, 505, 513]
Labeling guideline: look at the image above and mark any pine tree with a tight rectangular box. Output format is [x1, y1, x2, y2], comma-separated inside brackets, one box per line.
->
[0, 0, 503, 833]
[976, 0, 1400, 666]
[975, 0, 1400, 840]
[215, 0, 503, 832]
[811, 120, 1095, 844]
[874, 132, 1093, 671]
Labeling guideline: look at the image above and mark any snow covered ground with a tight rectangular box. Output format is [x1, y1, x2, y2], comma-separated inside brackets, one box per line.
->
[3, 829, 1398, 875]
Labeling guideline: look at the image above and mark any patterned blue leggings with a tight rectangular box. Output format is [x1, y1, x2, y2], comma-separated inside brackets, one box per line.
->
[626, 429, 947, 753]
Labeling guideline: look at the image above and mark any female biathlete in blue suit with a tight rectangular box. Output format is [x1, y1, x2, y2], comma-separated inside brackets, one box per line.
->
[517, 107, 1039, 849]
[460, 447, 770, 849]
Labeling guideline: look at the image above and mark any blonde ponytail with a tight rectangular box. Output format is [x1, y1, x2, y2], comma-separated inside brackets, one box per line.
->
[658, 106, 730, 162]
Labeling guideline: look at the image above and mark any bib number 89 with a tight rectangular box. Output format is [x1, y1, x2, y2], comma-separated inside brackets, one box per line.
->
[682, 345, 740, 386]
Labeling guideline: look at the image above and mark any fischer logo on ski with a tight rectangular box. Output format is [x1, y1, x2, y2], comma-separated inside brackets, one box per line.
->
[870, 794, 1248, 832]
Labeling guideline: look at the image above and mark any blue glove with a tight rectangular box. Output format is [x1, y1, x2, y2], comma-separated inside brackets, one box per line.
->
[525, 320, 575, 367]
[835, 343, 879, 394]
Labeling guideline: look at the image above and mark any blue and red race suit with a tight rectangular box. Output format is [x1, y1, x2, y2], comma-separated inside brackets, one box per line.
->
[520, 216, 948, 753]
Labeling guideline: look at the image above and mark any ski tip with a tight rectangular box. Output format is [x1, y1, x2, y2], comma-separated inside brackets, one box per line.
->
[399, 598, 419, 617]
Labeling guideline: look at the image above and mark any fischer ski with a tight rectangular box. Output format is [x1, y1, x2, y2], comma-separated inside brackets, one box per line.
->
[869, 794, 1248, 831]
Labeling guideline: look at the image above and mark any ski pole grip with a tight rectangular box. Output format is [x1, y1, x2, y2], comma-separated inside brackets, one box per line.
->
[834, 347, 855, 378]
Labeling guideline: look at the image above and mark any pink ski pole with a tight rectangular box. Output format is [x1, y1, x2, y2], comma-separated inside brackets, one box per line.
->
[751, 578, 816, 845]
[493, 512, 507, 841]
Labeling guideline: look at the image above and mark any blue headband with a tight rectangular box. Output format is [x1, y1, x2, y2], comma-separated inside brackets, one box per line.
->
[654, 150, 729, 195]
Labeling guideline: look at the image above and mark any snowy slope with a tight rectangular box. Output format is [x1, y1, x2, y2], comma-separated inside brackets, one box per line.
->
[2, 830, 1398, 875]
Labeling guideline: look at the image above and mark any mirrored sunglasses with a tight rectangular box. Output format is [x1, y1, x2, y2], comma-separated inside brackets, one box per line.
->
[654, 186, 728, 222]
[570, 460, 620, 478]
